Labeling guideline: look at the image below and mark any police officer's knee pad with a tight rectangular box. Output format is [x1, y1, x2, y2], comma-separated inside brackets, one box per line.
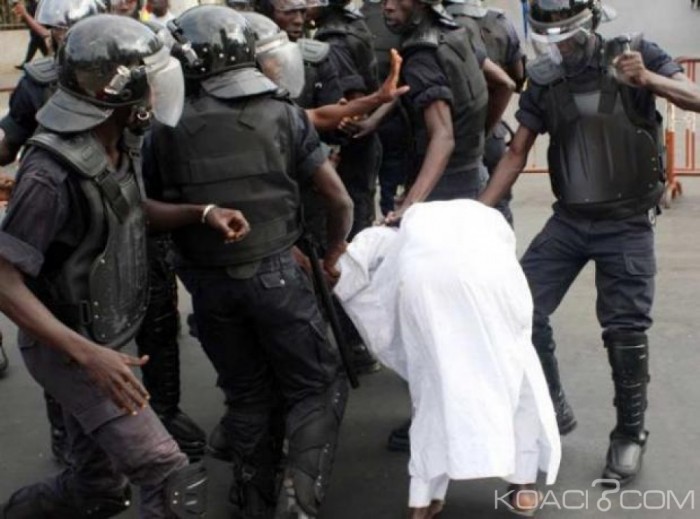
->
[165, 462, 207, 518]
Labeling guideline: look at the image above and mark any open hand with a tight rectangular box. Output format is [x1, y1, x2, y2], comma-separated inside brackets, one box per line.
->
[81, 348, 150, 414]
[205, 207, 251, 243]
[376, 49, 410, 104]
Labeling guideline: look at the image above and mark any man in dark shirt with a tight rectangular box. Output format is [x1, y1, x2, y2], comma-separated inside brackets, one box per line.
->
[381, 0, 513, 220]
[151, 7, 353, 517]
[0, 0, 208, 463]
[480, 0, 700, 491]
[0, 15, 250, 517]
[446, 0, 525, 224]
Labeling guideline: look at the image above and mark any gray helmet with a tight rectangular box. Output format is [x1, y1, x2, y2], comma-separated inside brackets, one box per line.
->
[38, 14, 184, 132]
[170, 6, 278, 99]
[241, 11, 305, 97]
[35, 0, 107, 29]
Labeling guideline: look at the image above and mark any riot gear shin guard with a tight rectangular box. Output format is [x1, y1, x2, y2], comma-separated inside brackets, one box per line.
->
[535, 342, 578, 435]
[602, 335, 650, 487]
[165, 463, 208, 519]
[276, 376, 348, 518]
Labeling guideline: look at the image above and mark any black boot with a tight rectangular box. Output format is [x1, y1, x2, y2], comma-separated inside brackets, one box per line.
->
[207, 421, 233, 462]
[229, 462, 278, 519]
[536, 345, 577, 435]
[601, 339, 650, 487]
[1, 476, 131, 519]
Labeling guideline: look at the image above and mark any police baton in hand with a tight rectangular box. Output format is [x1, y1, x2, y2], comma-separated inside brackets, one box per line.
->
[300, 233, 360, 389]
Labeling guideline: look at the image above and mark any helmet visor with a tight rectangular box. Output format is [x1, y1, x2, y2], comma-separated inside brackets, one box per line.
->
[143, 46, 185, 127]
[530, 24, 595, 72]
[256, 34, 305, 99]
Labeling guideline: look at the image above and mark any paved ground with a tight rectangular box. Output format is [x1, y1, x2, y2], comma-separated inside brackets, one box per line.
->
[1, 1, 700, 518]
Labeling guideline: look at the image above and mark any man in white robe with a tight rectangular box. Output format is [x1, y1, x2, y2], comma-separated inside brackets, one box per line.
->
[334, 200, 561, 517]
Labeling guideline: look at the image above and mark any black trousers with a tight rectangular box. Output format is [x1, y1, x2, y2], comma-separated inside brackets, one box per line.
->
[521, 209, 656, 354]
[178, 250, 345, 476]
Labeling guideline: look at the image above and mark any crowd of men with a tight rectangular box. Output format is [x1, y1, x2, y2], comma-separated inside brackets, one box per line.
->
[0, 0, 699, 517]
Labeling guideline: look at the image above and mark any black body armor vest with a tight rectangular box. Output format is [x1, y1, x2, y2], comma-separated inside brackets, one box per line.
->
[402, 23, 488, 178]
[27, 131, 148, 347]
[297, 38, 332, 109]
[154, 93, 302, 266]
[529, 36, 665, 219]
[361, 0, 402, 81]
[316, 7, 379, 93]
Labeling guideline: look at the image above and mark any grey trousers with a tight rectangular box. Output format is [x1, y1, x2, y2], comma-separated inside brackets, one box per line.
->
[20, 337, 188, 518]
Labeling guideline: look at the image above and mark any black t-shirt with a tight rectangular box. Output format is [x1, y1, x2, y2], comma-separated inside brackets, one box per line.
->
[401, 43, 486, 113]
[0, 146, 133, 278]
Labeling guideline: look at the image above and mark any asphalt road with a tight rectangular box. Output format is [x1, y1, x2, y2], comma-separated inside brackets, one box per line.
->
[2, 1, 700, 517]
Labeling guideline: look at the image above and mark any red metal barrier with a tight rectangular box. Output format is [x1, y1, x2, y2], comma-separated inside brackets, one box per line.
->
[663, 57, 700, 206]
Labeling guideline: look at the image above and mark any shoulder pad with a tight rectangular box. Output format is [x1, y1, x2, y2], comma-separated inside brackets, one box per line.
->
[401, 26, 440, 51]
[23, 57, 58, 86]
[486, 8, 505, 17]
[526, 55, 565, 86]
[28, 131, 108, 180]
[298, 38, 331, 64]
[342, 6, 364, 20]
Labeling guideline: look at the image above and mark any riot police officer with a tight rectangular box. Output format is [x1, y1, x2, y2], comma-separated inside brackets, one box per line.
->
[377, 0, 514, 452]
[309, 0, 381, 238]
[0, 14, 244, 516]
[0, 0, 108, 466]
[257, 0, 344, 110]
[480, 0, 700, 487]
[445, 0, 525, 224]
[1, 0, 207, 463]
[151, 6, 353, 517]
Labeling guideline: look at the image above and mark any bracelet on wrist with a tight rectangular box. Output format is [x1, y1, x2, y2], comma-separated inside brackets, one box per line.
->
[201, 204, 217, 224]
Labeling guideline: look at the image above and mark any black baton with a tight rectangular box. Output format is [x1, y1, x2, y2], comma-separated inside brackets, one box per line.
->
[302, 235, 360, 389]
